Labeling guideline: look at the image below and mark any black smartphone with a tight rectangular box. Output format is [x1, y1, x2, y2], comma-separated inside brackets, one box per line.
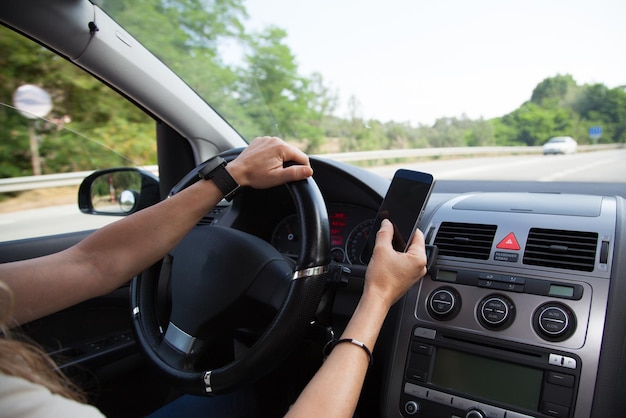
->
[360, 169, 435, 264]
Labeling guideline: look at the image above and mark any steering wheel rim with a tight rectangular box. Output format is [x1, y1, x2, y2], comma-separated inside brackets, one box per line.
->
[130, 150, 330, 396]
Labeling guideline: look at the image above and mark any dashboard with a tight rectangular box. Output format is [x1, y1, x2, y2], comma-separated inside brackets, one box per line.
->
[271, 204, 376, 265]
[209, 156, 626, 418]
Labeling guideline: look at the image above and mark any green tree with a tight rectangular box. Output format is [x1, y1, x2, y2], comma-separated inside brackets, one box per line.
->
[497, 102, 574, 146]
[0, 26, 154, 177]
[530, 74, 580, 108]
[237, 26, 330, 151]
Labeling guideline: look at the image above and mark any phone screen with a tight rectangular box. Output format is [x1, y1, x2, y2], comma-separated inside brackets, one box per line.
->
[360, 169, 434, 264]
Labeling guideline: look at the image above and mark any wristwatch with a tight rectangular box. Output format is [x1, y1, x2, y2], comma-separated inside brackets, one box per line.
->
[197, 156, 241, 201]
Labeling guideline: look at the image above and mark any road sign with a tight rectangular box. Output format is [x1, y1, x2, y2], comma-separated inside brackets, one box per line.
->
[589, 126, 602, 141]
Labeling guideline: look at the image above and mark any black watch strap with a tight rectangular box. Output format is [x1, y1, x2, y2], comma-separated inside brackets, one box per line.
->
[198, 157, 241, 201]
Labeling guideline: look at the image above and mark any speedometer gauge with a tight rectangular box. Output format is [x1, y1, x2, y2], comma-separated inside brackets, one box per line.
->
[271, 214, 301, 257]
[346, 219, 375, 264]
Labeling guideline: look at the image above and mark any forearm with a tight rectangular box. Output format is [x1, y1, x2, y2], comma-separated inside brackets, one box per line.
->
[3, 179, 222, 325]
[286, 292, 391, 418]
[1, 136, 315, 326]
[78, 179, 222, 283]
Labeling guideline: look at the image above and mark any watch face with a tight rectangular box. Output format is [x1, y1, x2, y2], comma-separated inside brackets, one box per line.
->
[198, 156, 226, 180]
[198, 157, 240, 201]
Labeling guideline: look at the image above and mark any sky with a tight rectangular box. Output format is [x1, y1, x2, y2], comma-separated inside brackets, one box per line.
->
[243, 0, 626, 126]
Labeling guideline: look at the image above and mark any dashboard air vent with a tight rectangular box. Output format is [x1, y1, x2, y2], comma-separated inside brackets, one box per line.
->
[523, 228, 598, 272]
[434, 222, 497, 260]
[197, 206, 227, 226]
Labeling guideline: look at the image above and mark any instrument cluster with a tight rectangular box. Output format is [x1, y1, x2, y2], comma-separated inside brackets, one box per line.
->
[271, 204, 377, 265]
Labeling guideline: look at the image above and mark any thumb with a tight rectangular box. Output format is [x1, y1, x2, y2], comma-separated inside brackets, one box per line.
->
[375, 218, 395, 246]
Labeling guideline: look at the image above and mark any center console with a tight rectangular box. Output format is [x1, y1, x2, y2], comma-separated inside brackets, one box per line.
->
[382, 193, 617, 418]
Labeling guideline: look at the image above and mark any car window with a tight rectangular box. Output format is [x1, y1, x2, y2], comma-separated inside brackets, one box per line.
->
[1, 0, 624, 242]
[0, 25, 155, 242]
[95, 0, 624, 158]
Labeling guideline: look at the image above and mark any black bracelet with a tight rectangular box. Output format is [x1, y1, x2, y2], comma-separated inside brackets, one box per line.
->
[323, 338, 373, 367]
[197, 156, 241, 201]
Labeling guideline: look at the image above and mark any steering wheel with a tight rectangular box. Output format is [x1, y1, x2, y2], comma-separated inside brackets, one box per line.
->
[130, 150, 330, 396]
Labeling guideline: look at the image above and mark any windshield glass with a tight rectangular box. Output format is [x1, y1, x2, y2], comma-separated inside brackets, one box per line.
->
[94, 0, 625, 161]
[0, 0, 624, 241]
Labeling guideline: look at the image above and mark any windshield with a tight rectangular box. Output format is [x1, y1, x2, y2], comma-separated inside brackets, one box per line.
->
[93, 0, 625, 158]
[0, 0, 624, 241]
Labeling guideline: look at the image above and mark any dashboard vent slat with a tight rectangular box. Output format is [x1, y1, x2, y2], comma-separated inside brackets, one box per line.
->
[197, 206, 227, 226]
[523, 228, 598, 272]
[434, 222, 497, 260]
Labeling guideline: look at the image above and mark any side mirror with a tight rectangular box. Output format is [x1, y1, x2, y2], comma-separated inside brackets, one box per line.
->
[78, 168, 160, 215]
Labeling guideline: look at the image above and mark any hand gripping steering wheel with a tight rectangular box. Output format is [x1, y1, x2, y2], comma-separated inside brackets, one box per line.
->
[130, 150, 330, 396]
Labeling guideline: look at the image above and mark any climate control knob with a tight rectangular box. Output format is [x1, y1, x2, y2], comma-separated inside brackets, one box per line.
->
[533, 302, 577, 341]
[427, 287, 461, 320]
[477, 294, 515, 330]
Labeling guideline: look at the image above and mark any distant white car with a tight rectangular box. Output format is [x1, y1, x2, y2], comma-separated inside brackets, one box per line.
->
[542, 136, 578, 154]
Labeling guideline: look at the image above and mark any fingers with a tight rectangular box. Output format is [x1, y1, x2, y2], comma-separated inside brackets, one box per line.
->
[407, 229, 428, 278]
[280, 164, 314, 183]
[228, 136, 313, 188]
[374, 219, 394, 248]
[406, 228, 425, 256]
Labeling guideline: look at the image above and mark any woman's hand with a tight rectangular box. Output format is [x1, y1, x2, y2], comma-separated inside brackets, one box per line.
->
[364, 219, 428, 309]
[227, 136, 313, 189]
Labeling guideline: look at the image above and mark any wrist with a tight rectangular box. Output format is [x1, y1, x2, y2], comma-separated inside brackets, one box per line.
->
[224, 160, 246, 187]
[361, 285, 395, 312]
[198, 157, 241, 201]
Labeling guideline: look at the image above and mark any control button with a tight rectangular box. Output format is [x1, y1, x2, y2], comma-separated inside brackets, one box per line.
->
[539, 307, 568, 334]
[563, 356, 577, 369]
[547, 371, 575, 387]
[411, 342, 433, 355]
[478, 272, 502, 281]
[496, 282, 524, 292]
[482, 298, 508, 324]
[500, 275, 526, 284]
[452, 396, 479, 411]
[404, 382, 428, 399]
[496, 232, 520, 250]
[549, 353, 563, 367]
[404, 400, 420, 415]
[506, 411, 535, 418]
[477, 295, 515, 330]
[534, 303, 577, 342]
[427, 287, 461, 320]
[430, 289, 454, 315]
[541, 401, 569, 417]
[478, 403, 506, 418]
[427, 389, 453, 405]
[414, 327, 437, 340]
[406, 368, 427, 382]
[465, 409, 486, 418]
[477, 279, 497, 289]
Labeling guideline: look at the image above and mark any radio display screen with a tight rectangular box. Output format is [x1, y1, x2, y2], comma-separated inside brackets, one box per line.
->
[431, 347, 542, 411]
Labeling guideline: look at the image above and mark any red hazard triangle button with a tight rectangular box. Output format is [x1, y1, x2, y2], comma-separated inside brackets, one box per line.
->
[496, 232, 520, 250]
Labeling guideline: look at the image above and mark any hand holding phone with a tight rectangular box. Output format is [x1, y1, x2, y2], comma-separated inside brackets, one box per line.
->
[360, 169, 435, 264]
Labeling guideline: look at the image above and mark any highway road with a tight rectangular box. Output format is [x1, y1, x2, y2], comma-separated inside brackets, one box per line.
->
[1, 149, 624, 241]
[367, 148, 625, 182]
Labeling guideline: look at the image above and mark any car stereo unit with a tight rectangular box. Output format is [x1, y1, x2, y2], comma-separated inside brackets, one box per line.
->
[400, 326, 580, 418]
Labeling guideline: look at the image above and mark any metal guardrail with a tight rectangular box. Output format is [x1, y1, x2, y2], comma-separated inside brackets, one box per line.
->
[313, 145, 543, 162]
[0, 144, 619, 193]
[0, 166, 159, 193]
